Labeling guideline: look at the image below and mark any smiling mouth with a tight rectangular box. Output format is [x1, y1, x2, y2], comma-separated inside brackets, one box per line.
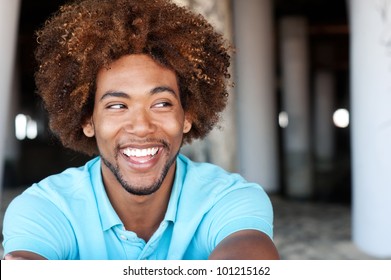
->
[121, 147, 160, 163]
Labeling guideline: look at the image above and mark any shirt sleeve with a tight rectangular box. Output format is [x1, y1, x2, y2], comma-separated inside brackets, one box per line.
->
[2, 190, 77, 260]
[202, 183, 274, 252]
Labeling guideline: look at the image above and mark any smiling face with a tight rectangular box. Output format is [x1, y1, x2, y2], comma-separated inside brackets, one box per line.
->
[83, 54, 192, 196]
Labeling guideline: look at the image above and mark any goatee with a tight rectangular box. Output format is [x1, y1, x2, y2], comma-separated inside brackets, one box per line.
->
[101, 149, 178, 196]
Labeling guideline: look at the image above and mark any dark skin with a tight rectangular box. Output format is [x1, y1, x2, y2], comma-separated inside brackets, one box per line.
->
[209, 230, 279, 260]
[4, 55, 279, 260]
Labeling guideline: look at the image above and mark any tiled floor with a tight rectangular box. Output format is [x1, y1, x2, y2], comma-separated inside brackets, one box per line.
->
[0, 186, 389, 260]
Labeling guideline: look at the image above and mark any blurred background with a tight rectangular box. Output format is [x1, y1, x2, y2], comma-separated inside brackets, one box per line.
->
[0, 0, 390, 259]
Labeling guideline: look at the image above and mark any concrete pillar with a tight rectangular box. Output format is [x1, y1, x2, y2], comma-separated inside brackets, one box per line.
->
[314, 70, 335, 165]
[174, 0, 237, 172]
[349, 0, 391, 258]
[279, 17, 312, 198]
[0, 0, 21, 200]
[232, 0, 278, 192]
[314, 70, 336, 198]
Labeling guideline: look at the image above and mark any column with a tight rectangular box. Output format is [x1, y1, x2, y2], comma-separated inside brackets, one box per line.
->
[314, 70, 335, 166]
[233, 0, 278, 192]
[314, 70, 336, 198]
[279, 17, 312, 198]
[350, 0, 391, 257]
[0, 0, 21, 200]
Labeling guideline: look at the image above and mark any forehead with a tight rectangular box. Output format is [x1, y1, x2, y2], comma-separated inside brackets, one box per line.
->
[96, 54, 179, 94]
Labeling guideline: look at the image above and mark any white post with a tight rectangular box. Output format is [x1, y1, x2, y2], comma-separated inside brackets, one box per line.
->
[0, 0, 21, 200]
[350, 0, 391, 257]
[279, 17, 312, 198]
[232, 0, 278, 192]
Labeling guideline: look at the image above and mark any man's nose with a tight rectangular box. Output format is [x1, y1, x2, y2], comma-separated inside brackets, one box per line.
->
[123, 108, 156, 137]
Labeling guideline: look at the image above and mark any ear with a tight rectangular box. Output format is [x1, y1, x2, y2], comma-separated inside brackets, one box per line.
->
[82, 117, 95, 138]
[183, 114, 192, 134]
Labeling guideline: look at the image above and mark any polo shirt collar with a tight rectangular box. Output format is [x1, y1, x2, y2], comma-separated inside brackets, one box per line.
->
[90, 156, 186, 232]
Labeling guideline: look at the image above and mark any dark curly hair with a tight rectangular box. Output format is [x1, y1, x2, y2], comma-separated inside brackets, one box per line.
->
[35, 0, 232, 156]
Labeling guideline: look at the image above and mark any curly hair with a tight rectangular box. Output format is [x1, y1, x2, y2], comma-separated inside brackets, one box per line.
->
[35, 0, 232, 156]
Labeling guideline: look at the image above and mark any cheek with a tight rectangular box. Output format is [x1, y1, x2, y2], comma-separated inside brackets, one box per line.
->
[161, 116, 186, 140]
[165, 120, 185, 137]
[92, 118, 120, 144]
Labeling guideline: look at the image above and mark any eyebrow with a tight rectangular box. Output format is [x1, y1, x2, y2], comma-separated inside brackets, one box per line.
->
[100, 91, 129, 101]
[150, 86, 177, 96]
[99, 86, 178, 102]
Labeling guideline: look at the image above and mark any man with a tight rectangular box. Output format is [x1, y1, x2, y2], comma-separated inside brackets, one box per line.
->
[2, 0, 279, 260]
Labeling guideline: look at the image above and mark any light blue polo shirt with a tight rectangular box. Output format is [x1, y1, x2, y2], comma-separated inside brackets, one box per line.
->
[2, 154, 273, 260]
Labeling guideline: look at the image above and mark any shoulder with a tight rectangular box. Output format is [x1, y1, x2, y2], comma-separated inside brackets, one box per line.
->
[176, 154, 273, 228]
[177, 154, 267, 202]
[6, 157, 100, 218]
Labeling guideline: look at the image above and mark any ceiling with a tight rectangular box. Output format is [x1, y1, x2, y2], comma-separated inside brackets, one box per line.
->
[275, 0, 348, 24]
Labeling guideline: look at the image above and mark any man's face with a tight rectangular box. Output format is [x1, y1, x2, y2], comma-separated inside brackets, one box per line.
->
[83, 54, 192, 195]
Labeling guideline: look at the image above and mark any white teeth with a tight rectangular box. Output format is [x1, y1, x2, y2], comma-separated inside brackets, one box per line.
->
[123, 147, 159, 157]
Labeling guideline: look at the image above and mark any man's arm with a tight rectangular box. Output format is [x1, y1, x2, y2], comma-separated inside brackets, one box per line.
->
[3, 251, 47, 260]
[208, 230, 279, 260]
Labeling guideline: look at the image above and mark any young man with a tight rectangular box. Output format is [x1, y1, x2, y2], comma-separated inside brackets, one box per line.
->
[2, 0, 279, 260]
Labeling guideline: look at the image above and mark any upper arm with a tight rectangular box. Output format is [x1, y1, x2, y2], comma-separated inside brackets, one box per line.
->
[2, 192, 76, 260]
[209, 230, 279, 260]
[203, 185, 275, 252]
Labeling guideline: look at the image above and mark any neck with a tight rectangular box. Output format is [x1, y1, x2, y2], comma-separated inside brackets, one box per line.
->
[102, 164, 176, 242]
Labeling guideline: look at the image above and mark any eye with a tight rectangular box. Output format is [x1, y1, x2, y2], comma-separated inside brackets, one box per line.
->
[107, 103, 127, 110]
[152, 101, 173, 109]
